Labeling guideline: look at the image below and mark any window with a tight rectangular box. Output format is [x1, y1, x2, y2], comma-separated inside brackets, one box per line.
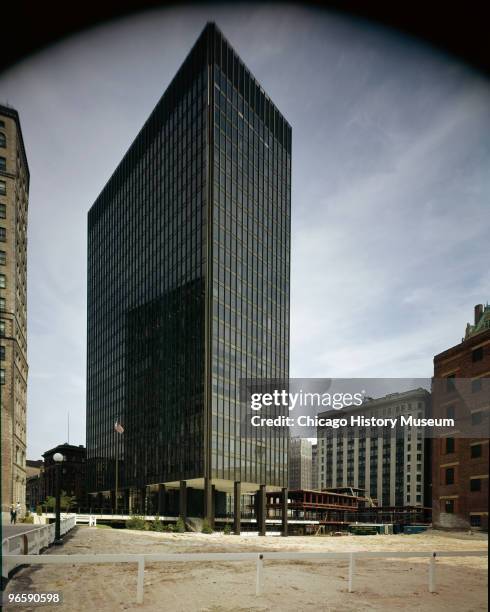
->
[416, 495, 421, 502]
[446, 374, 456, 392]
[0, 298, 5, 310]
[471, 378, 482, 393]
[0, 250, 5, 265]
[446, 438, 455, 454]
[446, 405, 455, 420]
[0, 157, 5, 172]
[472, 347, 484, 362]
[0, 203, 5, 218]
[471, 444, 482, 459]
[445, 467, 455, 485]
[470, 515, 482, 527]
[444, 499, 454, 513]
[0, 274, 5, 289]
[472, 412, 483, 426]
[0, 368, 4, 384]
[0, 180, 5, 195]
[0, 132, 5, 148]
[470, 478, 481, 492]
[0, 120, 4, 128]
[0, 228, 5, 242]
[0, 345, 4, 360]
[0, 320, 5, 336]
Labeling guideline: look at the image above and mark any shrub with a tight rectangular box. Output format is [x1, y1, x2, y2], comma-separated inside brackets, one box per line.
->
[151, 519, 167, 532]
[223, 523, 231, 535]
[22, 512, 34, 524]
[125, 515, 146, 530]
[174, 517, 186, 533]
[201, 518, 213, 534]
[36, 506, 43, 516]
[164, 523, 174, 532]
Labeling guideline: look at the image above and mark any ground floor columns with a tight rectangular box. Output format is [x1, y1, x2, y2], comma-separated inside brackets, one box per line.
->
[257, 484, 266, 536]
[158, 484, 166, 516]
[281, 487, 288, 536]
[211, 485, 216, 527]
[179, 481, 187, 520]
[204, 477, 214, 527]
[233, 481, 241, 535]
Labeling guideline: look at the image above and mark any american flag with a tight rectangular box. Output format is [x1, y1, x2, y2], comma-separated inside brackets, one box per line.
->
[114, 421, 124, 434]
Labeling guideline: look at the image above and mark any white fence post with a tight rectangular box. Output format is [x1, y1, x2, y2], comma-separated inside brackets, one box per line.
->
[348, 553, 356, 593]
[2, 538, 10, 578]
[34, 530, 39, 554]
[429, 552, 436, 593]
[136, 557, 145, 604]
[255, 554, 264, 596]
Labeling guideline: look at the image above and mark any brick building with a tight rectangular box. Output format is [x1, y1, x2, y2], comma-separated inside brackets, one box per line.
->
[432, 304, 490, 530]
[0, 105, 29, 521]
[42, 444, 87, 506]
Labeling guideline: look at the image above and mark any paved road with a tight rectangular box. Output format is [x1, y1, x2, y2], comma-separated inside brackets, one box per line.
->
[2, 524, 43, 539]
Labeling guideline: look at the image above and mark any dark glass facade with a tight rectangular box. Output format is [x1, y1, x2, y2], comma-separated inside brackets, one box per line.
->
[87, 24, 291, 505]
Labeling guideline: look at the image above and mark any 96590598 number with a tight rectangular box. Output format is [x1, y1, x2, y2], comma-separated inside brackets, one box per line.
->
[4, 592, 63, 606]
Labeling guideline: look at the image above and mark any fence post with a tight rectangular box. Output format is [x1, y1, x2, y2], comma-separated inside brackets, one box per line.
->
[348, 553, 356, 593]
[22, 534, 28, 555]
[2, 538, 10, 578]
[429, 552, 436, 593]
[255, 554, 264, 596]
[136, 557, 145, 604]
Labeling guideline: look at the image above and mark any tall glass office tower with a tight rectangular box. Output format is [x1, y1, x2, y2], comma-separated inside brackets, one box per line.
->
[87, 23, 291, 531]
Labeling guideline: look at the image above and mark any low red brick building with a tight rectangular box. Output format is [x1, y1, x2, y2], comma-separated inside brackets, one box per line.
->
[432, 304, 489, 530]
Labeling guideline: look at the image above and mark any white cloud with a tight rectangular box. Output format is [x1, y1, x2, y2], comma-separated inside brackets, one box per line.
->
[0, 4, 489, 457]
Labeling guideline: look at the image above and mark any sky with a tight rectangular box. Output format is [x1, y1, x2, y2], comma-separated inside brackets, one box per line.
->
[0, 3, 489, 459]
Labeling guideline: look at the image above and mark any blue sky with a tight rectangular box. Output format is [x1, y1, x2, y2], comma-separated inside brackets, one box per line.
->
[1, 4, 489, 459]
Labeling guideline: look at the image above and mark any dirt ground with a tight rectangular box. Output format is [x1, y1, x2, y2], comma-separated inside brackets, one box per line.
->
[3, 527, 487, 612]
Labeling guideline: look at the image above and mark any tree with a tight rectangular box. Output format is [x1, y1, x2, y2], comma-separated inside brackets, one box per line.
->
[43, 491, 77, 512]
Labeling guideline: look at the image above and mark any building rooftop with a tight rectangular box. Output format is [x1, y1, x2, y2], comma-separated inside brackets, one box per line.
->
[0, 103, 30, 181]
[465, 303, 490, 339]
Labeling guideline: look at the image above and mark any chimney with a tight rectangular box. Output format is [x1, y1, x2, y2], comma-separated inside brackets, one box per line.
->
[474, 304, 484, 325]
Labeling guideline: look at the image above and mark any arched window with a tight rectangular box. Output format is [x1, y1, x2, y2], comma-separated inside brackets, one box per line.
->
[0, 132, 5, 148]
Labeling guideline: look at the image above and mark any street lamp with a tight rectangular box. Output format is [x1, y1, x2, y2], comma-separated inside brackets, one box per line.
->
[53, 452, 64, 545]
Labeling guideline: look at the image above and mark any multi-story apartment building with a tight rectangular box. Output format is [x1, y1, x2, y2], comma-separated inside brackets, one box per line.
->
[86, 24, 291, 533]
[432, 304, 489, 530]
[0, 105, 29, 521]
[288, 438, 312, 490]
[311, 443, 318, 490]
[317, 389, 431, 507]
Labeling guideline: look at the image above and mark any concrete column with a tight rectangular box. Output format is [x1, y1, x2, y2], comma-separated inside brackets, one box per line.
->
[257, 485, 266, 536]
[158, 484, 166, 516]
[179, 481, 187, 520]
[211, 485, 216, 528]
[233, 481, 241, 535]
[204, 477, 213, 523]
[281, 487, 288, 537]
